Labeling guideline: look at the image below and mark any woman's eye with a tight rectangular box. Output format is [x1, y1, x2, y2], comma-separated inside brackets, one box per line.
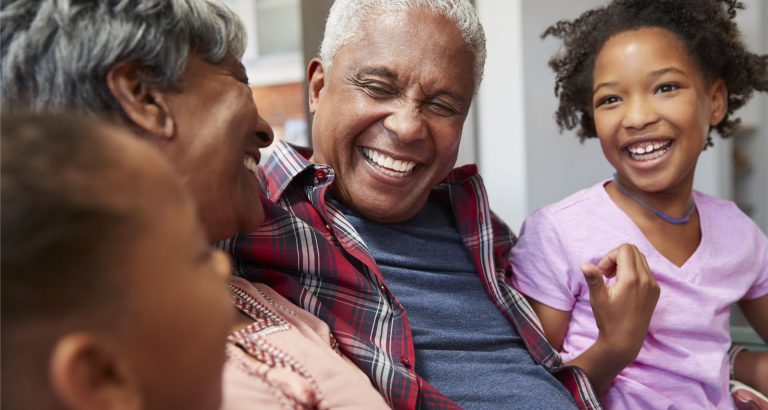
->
[656, 83, 679, 94]
[236, 74, 250, 86]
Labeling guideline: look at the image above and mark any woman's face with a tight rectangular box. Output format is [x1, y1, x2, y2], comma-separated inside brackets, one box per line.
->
[160, 56, 274, 241]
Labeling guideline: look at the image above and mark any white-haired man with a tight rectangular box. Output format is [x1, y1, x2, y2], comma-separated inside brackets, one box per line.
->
[224, 0, 659, 409]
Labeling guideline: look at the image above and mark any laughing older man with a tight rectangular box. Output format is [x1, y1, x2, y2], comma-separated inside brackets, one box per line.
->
[222, 1, 659, 409]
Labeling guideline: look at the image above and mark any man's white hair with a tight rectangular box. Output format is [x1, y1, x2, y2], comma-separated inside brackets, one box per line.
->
[319, 0, 486, 90]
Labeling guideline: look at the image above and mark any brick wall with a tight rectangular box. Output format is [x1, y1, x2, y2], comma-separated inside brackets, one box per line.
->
[251, 82, 308, 146]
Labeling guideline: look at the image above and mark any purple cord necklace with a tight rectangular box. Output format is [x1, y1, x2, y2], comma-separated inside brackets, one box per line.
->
[612, 174, 696, 224]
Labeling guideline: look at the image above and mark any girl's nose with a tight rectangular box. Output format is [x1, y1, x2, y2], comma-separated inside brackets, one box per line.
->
[621, 96, 659, 130]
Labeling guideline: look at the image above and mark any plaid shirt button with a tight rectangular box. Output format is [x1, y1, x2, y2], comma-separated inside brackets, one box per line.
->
[400, 355, 412, 369]
[314, 168, 328, 182]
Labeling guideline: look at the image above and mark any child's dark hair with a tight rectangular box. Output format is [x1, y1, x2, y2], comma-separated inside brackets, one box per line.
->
[544, 0, 768, 147]
[1, 113, 137, 325]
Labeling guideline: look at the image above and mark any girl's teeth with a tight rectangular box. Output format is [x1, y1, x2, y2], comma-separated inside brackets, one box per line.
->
[628, 141, 671, 157]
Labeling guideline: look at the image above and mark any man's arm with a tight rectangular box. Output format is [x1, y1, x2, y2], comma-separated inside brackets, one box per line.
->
[530, 244, 660, 395]
[734, 295, 768, 395]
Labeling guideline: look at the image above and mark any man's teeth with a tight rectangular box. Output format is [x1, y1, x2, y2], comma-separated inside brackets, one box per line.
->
[361, 147, 417, 177]
[243, 155, 258, 174]
[627, 141, 671, 160]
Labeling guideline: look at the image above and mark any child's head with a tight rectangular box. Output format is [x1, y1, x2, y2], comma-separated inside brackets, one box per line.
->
[545, 0, 768, 146]
[1, 113, 234, 410]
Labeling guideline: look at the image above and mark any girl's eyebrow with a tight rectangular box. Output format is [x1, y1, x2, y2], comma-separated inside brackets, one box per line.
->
[593, 81, 618, 95]
[593, 67, 687, 95]
[648, 67, 686, 79]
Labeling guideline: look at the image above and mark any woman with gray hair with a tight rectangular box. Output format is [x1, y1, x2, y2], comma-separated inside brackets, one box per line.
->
[1, 1, 389, 408]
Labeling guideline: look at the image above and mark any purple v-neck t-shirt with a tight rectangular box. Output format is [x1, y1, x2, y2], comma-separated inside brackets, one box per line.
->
[512, 180, 768, 409]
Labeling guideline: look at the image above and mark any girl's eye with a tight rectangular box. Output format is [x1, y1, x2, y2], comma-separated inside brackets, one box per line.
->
[656, 83, 679, 94]
[597, 95, 620, 107]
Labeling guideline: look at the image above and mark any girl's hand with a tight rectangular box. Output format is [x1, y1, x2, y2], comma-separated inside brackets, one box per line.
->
[566, 243, 660, 394]
[581, 243, 661, 366]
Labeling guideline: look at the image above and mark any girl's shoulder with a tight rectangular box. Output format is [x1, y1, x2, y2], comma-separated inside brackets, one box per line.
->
[694, 190, 767, 240]
[694, 190, 749, 219]
[522, 180, 623, 241]
[532, 179, 614, 219]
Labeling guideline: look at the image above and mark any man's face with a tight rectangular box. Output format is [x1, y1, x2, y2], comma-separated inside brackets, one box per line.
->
[309, 7, 476, 223]
[112, 132, 234, 410]
[161, 56, 274, 241]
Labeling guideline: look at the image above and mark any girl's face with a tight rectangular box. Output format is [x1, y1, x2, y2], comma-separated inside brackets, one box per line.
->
[592, 27, 727, 195]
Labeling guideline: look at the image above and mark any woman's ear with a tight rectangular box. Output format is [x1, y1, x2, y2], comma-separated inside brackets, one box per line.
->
[49, 333, 141, 410]
[307, 58, 326, 115]
[107, 61, 175, 139]
[708, 79, 728, 127]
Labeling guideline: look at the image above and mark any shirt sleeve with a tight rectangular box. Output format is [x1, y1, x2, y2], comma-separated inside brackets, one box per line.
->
[510, 208, 579, 312]
[743, 225, 768, 300]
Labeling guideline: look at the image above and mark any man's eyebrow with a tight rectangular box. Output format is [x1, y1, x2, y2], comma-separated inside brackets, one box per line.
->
[353, 66, 398, 81]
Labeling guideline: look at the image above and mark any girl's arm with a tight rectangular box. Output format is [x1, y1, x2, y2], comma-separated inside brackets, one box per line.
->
[529, 244, 660, 395]
[734, 295, 768, 395]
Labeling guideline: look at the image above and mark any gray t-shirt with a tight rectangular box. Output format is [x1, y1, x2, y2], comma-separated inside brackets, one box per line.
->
[334, 193, 576, 410]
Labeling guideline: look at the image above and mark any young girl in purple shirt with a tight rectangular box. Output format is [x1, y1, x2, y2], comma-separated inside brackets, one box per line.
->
[512, 0, 768, 408]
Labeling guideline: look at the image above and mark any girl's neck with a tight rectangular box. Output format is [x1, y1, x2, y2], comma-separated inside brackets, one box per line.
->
[607, 175, 695, 222]
[606, 175, 702, 267]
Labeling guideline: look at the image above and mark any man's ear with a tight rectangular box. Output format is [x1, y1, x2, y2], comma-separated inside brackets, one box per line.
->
[307, 58, 326, 115]
[708, 79, 728, 127]
[107, 61, 175, 139]
[49, 333, 141, 410]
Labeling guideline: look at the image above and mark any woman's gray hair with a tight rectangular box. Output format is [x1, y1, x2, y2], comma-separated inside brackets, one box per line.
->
[1, 0, 245, 120]
[319, 0, 486, 90]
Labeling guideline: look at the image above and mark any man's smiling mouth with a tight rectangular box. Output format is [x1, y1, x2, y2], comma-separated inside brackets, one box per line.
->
[361, 147, 418, 177]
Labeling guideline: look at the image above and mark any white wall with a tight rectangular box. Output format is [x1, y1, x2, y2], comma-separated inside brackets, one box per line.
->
[475, 0, 528, 229]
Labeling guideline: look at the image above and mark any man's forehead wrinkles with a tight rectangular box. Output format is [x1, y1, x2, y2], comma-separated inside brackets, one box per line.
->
[355, 66, 398, 80]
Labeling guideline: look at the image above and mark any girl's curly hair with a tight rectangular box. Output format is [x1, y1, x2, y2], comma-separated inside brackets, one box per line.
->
[544, 0, 768, 147]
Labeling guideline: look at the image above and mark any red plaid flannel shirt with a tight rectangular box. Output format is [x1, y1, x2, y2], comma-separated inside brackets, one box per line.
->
[219, 141, 601, 409]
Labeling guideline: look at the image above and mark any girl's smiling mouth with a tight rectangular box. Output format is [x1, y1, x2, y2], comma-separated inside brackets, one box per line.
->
[625, 140, 673, 161]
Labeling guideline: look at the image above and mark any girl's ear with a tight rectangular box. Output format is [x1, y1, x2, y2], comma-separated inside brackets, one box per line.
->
[49, 333, 141, 410]
[708, 79, 728, 127]
[107, 61, 175, 139]
[307, 58, 326, 115]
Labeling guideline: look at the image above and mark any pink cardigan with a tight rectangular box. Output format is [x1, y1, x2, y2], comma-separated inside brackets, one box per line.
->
[220, 277, 390, 410]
